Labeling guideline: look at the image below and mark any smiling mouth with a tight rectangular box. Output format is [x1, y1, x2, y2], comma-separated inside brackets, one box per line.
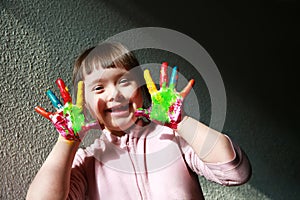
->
[106, 104, 131, 114]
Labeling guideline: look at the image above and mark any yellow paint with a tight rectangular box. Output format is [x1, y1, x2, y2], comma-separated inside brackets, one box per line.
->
[76, 81, 84, 110]
[144, 70, 158, 95]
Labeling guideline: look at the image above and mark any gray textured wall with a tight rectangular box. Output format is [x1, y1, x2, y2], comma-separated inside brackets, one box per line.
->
[1, 0, 299, 199]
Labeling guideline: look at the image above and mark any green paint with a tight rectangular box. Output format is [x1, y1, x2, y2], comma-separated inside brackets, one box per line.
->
[63, 103, 85, 134]
[150, 86, 179, 123]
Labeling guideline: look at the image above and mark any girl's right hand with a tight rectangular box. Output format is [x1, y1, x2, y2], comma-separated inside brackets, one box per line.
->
[35, 78, 99, 142]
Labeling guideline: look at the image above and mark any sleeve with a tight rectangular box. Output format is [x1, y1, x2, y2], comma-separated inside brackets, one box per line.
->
[180, 135, 252, 186]
[66, 149, 88, 200]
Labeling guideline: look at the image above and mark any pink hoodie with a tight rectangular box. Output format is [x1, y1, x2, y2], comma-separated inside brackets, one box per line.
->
[68, 122, 251, 199]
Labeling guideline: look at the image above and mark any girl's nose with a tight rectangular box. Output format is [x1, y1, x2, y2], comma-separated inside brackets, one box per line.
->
[107, 86, 124, 102]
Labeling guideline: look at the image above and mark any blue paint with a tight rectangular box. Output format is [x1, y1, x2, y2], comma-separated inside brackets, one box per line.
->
[46, 90, 63, 109]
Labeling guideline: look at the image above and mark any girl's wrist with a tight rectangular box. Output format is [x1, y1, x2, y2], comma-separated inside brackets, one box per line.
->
[176, 115, 189, 132]
[57, 135, 81, 145]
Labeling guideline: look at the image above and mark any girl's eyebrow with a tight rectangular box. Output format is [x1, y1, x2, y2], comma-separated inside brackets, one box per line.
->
[87, 78, 103, 87]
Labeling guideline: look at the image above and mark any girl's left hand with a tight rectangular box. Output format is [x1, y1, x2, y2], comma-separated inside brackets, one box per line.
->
[135, 62, 194, 129]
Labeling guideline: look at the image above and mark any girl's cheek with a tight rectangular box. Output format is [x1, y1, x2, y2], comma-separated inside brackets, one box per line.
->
[97, 97, 106, 112]
[85, 102, 98, 121]
[127, 87, 136, 98]
[84, 93, 101, 117]
[131, 89, 143, 107]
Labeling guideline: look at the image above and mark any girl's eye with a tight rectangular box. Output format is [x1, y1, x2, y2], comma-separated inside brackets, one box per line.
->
[119, 78, 129, 84]
[93, 85, 104, 91]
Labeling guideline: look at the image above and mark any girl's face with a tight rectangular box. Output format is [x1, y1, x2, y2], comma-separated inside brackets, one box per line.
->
[84, 67, 143, 135]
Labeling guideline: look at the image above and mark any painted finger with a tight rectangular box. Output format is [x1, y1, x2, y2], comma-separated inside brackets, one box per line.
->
[34, 106, 53, 120]
[169, 66, 178, 89]
[160, 62, 168, 88]
[144, 69, 158, 95]
[56, 78, 72, 104]
[83, 122, 101, 130]
[46, 90, 63, 109]
[134, 108, 151, 119]
[180, 79, 195, 99]
[79, 122, 101, 139]
[76, 81, 84, 111]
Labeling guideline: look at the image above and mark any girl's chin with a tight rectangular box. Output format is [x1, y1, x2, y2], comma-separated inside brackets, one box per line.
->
[105, 114, 137, 132]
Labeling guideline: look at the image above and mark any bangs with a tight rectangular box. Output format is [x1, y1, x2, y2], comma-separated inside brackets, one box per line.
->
[73, 42, 140, 89]
[81, 42, 139, 76]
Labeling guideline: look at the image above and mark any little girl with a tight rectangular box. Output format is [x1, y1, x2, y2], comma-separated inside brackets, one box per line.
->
[26, 42, 251, 199]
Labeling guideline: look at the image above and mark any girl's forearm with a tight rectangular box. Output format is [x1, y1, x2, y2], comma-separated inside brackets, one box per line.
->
[26, 137, 80, 200]
[177, 116, 235, 163]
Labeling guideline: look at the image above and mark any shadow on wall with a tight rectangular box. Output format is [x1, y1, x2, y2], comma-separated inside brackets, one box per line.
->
[113, 1, 300, 199]
[1, 0, 299, 199]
